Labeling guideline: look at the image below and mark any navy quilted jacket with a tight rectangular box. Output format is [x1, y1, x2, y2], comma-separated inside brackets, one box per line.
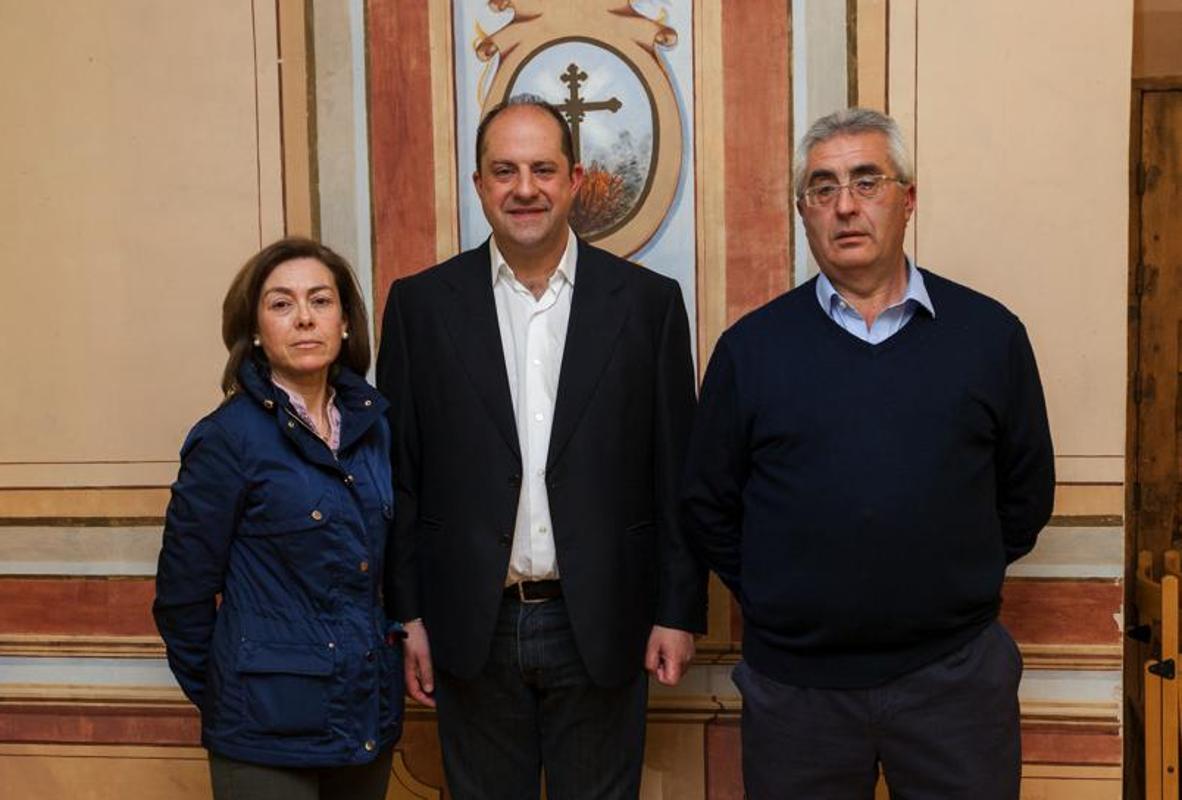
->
[153, 360, 402, 767]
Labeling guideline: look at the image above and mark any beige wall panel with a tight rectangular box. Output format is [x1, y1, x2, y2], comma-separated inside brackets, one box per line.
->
[642, 721, 706, 800]
[0, 745, 210, 799]
[0, 1, 285, 482]
[886, 0, 917, 256]
[912, 0, 1132, 461]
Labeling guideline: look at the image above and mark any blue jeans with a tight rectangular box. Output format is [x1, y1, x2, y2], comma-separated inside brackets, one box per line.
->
[433, 595, 648, 800]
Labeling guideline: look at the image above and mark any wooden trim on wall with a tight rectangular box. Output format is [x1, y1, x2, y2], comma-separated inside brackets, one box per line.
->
[427, 2, 459, 263]
[0, 489, 168, 521]
[693, 0, 727, 377]
[278, 0, 318, 238]
[854, 0, 888, 111]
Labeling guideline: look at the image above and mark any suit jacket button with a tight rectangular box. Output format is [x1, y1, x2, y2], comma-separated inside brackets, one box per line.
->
[310, 509, 323, 521]
[509, 474, 521, 488]
[499, 533, 511, 547]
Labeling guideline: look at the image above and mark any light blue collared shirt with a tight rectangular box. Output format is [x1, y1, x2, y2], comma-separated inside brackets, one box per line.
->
[815, 259, 935, 344]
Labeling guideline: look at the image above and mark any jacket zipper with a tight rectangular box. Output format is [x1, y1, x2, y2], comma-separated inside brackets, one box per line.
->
[284, 408, 341, 467]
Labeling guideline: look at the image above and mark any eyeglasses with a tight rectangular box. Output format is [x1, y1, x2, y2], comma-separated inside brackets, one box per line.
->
[801, 175, 907, 208]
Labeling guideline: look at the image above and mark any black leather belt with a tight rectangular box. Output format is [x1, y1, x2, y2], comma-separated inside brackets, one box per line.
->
[504, 580, 562, 603]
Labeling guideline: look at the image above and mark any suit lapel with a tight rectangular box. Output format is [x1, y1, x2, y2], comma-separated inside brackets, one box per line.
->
[440, 245, 521, 461]
[547, 240, 627, 469]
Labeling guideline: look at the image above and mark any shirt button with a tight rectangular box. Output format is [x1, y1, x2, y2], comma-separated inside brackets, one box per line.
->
[538, 525, 548, 533]
[359, 560, 369, 573]
[532, 358, 542, 366]
[364, 740, 375, 752]
[310, 509, 323, 521]
[536, 468, 545, 477]
[534, 412, 544, 422]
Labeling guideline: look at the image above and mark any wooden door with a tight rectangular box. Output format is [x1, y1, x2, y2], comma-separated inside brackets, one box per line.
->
[1130, 87, 1182, 799]
[1134, 90, 1182, 559]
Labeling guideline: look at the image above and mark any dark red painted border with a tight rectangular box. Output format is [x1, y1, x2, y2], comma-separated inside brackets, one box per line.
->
[366, 0, 440, 333]
[0, 578, 155, 636]
[722, 0, 792, 325]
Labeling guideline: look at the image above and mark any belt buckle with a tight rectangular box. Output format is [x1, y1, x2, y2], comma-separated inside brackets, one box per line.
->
[516, 581, 547, 604]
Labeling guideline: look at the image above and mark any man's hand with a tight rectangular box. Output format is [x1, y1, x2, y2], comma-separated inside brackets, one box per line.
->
[644, 625, 695, 687]
[402, 619, 436, 708]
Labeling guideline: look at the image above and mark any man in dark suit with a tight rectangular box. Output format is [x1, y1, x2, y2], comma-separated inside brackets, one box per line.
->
[376, 98, 706, 800]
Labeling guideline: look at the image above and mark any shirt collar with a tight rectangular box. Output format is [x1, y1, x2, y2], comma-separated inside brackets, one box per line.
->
[490, 228, 578, 288]
[815, 257, 935, 318]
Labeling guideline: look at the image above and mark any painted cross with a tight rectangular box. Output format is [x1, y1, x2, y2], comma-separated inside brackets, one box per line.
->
[557, 63, 622, 164]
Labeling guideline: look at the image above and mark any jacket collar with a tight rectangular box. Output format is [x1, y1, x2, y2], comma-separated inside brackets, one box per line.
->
[236, 359, 388, 456]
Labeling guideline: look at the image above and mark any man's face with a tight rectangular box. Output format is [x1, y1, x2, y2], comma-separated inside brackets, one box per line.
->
[473, 106, 583, 257]
[797, 132, 915, 278]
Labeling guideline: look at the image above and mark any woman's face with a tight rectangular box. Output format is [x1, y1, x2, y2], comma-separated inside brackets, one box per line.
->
[255, 257, 346, 386]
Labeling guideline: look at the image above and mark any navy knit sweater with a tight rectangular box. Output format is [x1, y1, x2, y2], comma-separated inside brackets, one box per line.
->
[682, 270, 1055, 688]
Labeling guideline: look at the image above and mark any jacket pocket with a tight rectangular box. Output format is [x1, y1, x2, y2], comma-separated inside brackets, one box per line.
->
[238, 494, 331, 537]
[237, 640, 334, 735]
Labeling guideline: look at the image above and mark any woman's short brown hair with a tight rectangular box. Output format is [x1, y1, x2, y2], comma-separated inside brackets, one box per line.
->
[220, 237, 371, 396]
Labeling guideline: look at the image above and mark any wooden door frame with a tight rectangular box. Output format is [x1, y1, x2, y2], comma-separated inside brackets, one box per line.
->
[1126, 78, 1182, 799]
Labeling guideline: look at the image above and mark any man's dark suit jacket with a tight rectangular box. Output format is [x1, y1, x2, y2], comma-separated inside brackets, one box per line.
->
[376, 238, 707, 688]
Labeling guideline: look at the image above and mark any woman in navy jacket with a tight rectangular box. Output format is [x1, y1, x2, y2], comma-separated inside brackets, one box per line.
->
[154, 238, 402, 799]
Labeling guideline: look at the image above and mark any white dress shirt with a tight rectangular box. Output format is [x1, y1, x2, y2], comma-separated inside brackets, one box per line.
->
[490, 231, 578, 584]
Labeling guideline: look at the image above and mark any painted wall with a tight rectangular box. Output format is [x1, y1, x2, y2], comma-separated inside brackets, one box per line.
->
[0, 0, 1139, 797]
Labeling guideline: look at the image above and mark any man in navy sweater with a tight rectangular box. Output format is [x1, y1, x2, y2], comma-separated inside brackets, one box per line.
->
[682, 108, 1055, 799]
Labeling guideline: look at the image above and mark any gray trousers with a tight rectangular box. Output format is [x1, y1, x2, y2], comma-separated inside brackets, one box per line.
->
[208, 746, 393, 800]
[735, 620, 1023, 800]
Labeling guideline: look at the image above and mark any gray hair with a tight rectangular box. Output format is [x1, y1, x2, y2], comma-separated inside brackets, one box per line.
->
[792, 108, 914, 198]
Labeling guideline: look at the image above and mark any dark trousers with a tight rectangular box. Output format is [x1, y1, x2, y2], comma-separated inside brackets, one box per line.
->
[736, 620, 1023, 800]
[433, 595, 648, 800]
[208, 746, 393, 800]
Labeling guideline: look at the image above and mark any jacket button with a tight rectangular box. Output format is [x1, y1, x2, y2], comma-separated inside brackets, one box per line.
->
[359, 560, 369, 573]
[344, 474, 355, 485]
[363, 399, 373, 407]
[262, 399, 275, 410]
[499, 533, 511, 547]
[287, 420, 296, 429]
[327, 641, 335, 650]
[310, 509, 323, 521]
[364, 739, 376, 752]
[366, 649, 375, 662]
[508, 473, 521, 488]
